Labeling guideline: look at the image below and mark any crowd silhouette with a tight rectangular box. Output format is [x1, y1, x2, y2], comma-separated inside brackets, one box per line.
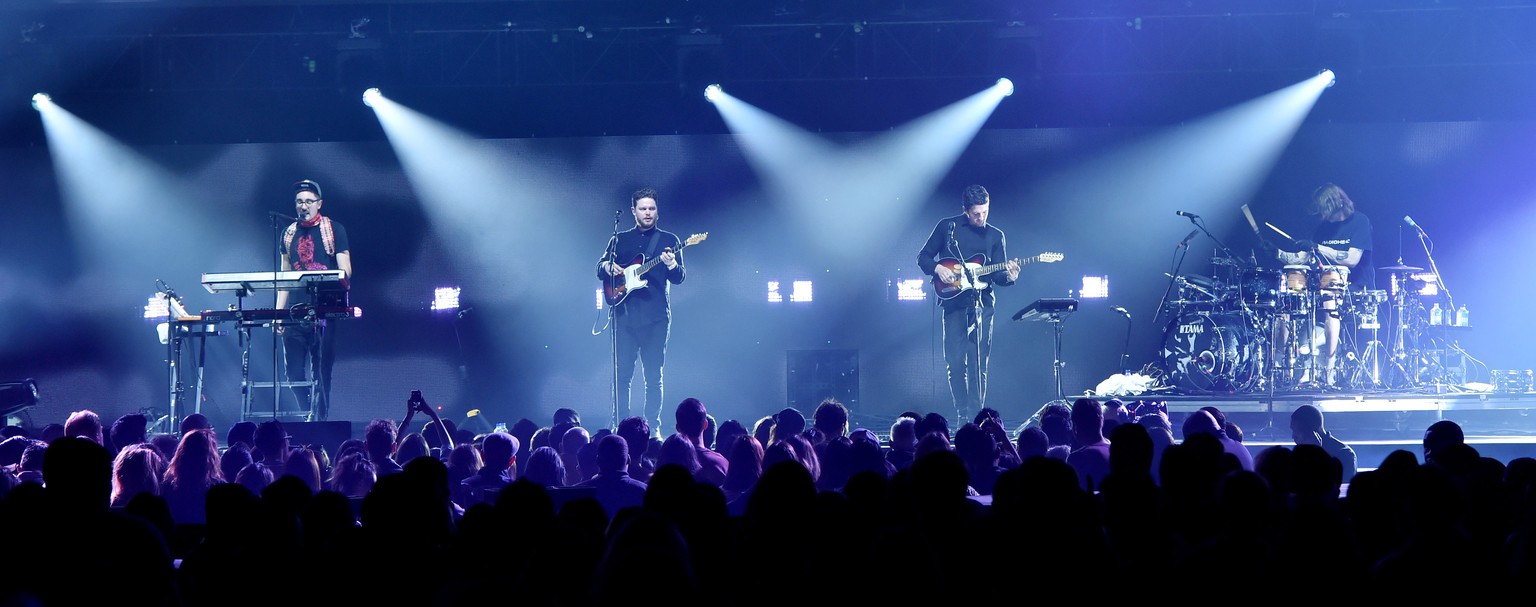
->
[1, 395, 1531, 605]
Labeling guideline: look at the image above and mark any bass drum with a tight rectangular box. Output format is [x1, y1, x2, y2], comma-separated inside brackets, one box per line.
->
[1161, 312, 1264, 393]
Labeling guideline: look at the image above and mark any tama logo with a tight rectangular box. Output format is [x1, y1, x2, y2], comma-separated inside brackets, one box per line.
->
[1178, 323, 1204, 335]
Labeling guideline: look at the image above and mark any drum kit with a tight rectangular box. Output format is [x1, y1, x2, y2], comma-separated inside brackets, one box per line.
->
[1159, 255, 1426, 394]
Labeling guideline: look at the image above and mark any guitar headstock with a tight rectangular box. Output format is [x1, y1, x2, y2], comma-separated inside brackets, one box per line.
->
[1036, 252, 1064, 263]
[684, 232, 709, 247]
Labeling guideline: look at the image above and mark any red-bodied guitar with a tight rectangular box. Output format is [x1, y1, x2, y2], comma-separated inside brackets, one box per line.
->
[932, 252, 1064, 300]
[603, 232, 709, 307]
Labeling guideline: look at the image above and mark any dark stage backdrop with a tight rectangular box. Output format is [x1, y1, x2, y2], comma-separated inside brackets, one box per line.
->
[3, 120, 1532, 434]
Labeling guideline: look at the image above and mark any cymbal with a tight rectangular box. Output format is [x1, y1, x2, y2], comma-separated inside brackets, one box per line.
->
[1379, 264, 1423, 272]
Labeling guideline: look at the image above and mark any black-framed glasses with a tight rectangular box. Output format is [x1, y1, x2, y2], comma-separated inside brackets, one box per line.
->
[295, 198, 321, 205]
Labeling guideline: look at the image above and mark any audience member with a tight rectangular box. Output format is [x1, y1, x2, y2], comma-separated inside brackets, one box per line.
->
[1291, 404, 1358, 482]
[226, 420, 257, 451]
[769, 407, 806, 446]
[559, 425, 592, 483]
[253, 419, 291, 478]
[887, 415, 919, 471]
[328, 451, 375, 498]
[180, 413, 213, 437]
[285, 446, 324, 494]
[523, 446, 566, 489]
[365, 418, 404, 477]
[675, 397, 728, 486]
[235, 461, 275, 496]
[1180, 409, 1253, 472]
[108, 412, 149, 455]
[458, 431, 516, 508]
[396, 432, 431, 466]
[616, 415, 655, 483]
[1065, 397, 1112, 492]
[575, 434, 648, 519]
[1037, 402, 1075, 450]
[953, 422, 1005, 495]
[110, 443, 164, 508]
[64, 409, 105, 444]
[161, 428, 222, 525]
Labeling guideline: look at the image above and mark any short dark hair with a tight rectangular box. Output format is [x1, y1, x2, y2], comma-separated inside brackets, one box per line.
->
[632, 187, 658, 207]
[962, 184, 989, 210]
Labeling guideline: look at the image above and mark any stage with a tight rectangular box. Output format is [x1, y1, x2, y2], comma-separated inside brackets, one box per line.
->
[1099, 387, 1536, 467]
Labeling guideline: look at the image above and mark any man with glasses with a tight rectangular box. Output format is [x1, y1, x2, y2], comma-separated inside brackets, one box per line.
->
[275, 179, 351, 420]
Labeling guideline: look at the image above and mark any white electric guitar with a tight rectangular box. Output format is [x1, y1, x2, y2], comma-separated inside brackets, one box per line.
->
[603, 232, 709, 307]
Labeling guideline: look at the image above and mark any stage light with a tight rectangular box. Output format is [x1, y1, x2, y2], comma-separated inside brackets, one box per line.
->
[704, 83, 723, 103]
[430, 286, 462, 311]
[893, 278, 928, 302]
[31, 92, 50, 111]
[790, 280, 814, 303]
[996, 78, 1015, 97]
[362, 87, 382, 107]
[143, 294, 171, 320]
[1319, 69, 1336, 88]
[765, 280, 813, 303]
[1081, 275, 1110, 299]
[0, 379, 40, 417]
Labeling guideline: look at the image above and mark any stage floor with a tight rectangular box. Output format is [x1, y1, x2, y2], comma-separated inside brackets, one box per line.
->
[1097, 387, 1536, 465]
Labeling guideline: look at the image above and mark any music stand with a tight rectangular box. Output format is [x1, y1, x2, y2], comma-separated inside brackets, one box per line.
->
[1014, 298, 1079, 401]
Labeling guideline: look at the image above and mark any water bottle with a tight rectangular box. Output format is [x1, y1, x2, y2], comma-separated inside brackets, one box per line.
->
[1456, 304, 1470, 327]
[1429, 302, 1444, 326]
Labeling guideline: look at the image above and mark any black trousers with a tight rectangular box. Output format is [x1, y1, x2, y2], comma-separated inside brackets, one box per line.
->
[942, 299, 995, 423]
[615, 318, 668, 429]
[282, 321, 336, 420]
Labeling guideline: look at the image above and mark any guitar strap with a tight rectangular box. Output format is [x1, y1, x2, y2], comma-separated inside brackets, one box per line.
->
[644, 229, 663, 261]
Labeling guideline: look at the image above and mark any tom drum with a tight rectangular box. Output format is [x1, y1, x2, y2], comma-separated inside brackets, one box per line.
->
[1319, 265, 1350, 292]
[1283, 265, 1311, 294]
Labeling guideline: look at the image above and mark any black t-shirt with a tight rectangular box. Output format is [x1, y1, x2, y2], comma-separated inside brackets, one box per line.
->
[284, 218, 350, 305]
[1312, 212, 1374, 290]
[598, 226, 686, 325]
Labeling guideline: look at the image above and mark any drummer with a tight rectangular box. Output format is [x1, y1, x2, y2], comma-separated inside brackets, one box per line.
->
[1261, 182, 1375, 388]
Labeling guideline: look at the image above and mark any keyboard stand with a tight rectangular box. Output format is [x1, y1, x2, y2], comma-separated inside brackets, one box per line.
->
[238, 317, 321, 423]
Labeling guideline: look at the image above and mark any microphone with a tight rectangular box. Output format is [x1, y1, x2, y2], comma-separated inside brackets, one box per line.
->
[1175, 210, 1199, 218]
[947, 221, 956, 234]
[1404, 215, 1425, 233]
[269, 211, 297, 221]
[1112, 306, 1130, 320]
[615, 210, 622, 220]
[1177, 229, 1199, 248]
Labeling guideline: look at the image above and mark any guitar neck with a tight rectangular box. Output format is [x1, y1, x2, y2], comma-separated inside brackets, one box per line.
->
[972, 255, 1052, 277]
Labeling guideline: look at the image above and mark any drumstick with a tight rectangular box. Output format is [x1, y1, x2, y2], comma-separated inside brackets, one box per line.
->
[1264, 222, 1294, 240]
[1240, 204, 1260, 233]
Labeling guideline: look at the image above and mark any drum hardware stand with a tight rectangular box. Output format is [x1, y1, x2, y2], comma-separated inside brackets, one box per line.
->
[1349, 305, 1387, 391]
[1381, 266, 1423, 391]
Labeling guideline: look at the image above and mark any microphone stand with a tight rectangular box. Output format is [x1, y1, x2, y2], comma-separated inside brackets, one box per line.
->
[1117, 310, 1132, 374]
[1413, 223, 1458, 387]
[270, 212, 284, 420]
[606, 211, 622, 428]
[946, 223, 983, 420]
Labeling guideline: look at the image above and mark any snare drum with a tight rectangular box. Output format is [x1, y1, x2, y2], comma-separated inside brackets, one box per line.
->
[1282, 265, 1310, 294]
[1319, 265, 1350, 292]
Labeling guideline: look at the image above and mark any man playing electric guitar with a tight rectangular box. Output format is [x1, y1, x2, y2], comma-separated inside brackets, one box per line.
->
[598, 187, 686, 431]
[917, 184, 1022, 422]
